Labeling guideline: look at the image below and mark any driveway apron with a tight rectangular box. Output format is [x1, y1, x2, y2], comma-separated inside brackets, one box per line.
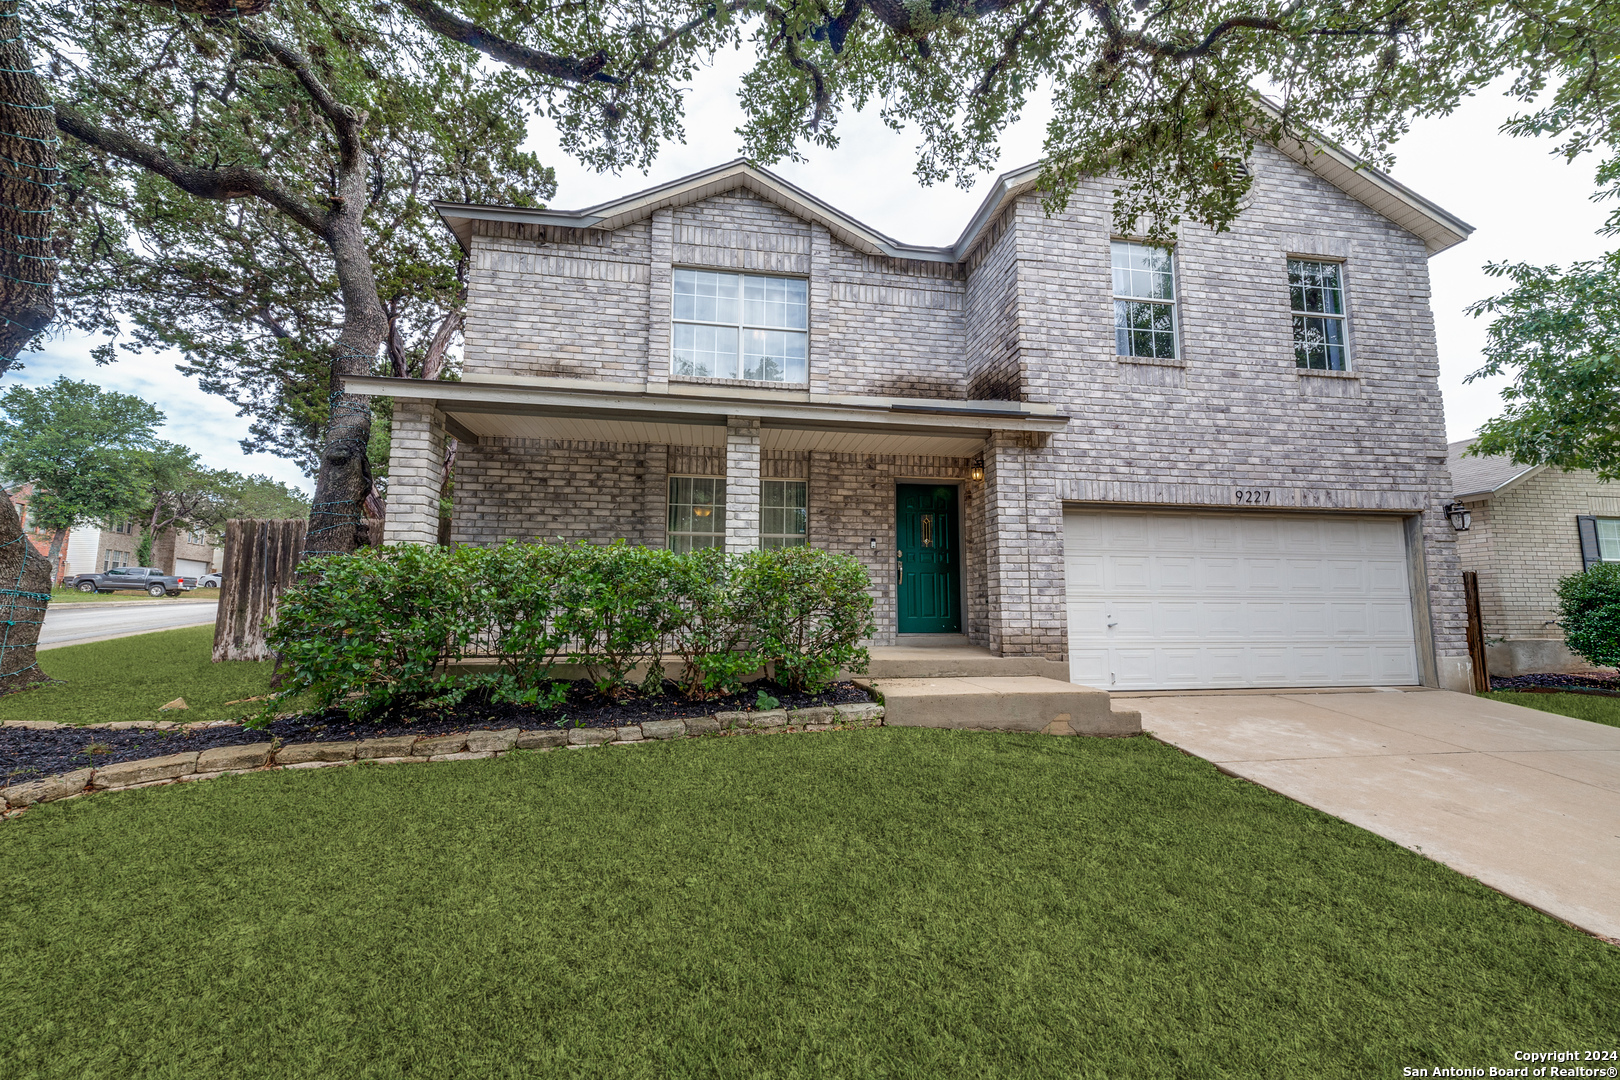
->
[1126, 689, 1620, 942]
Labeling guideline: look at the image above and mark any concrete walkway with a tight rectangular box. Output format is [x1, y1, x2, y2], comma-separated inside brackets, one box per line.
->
[1125, 689, 1620, 942]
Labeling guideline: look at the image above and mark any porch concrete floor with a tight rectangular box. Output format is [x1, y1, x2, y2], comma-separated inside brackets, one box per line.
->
[856, 675, 1139, 735]
[1128, 689, 1620, 942]
[862, 645, 1069, 681]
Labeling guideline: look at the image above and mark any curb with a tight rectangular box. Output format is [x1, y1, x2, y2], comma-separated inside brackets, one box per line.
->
[0, 703, 887, 818]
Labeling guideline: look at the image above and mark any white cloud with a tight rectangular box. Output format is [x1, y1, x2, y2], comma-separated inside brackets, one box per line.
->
[23, 59, 1610, 472]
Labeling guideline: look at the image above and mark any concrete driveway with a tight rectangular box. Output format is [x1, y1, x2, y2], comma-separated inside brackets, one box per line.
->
[1125, 689, 1620, 942]
[38, 600, 218, 650]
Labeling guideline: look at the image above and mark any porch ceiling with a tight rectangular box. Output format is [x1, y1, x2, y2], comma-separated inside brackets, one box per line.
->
[343, 375, 1068, 458]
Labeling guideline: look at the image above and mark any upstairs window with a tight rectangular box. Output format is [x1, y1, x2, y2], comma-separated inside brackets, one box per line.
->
[1112, 241, 1177, 360]
[1289, 259, 1348, 370]
[673, 269, 808, 383]
[760, 480, 807, 548]
[668, 476, 725, 553]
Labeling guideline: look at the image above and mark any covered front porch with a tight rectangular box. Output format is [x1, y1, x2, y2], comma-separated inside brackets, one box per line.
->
[345, 374, 1070, 655]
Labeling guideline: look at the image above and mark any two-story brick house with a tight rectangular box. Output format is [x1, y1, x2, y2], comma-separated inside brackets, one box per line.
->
[356, 134, 1476, 693]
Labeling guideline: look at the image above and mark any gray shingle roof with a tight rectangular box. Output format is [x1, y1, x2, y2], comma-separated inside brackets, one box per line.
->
[1448, 439, 1539, 499]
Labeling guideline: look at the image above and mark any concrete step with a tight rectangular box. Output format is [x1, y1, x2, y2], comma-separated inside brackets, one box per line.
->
[859, 646, 1069, 681]
[853, 676, 1141, 736]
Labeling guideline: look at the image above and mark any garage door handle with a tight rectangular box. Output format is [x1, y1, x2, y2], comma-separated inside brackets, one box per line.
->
[1106, 619, 1118, 628]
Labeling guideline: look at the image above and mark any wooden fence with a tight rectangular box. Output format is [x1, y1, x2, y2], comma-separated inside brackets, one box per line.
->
[213, 518, 307, 662]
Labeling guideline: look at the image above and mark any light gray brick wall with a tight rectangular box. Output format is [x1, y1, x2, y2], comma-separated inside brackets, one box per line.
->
[450, 438, 659, 547]
[1458, 469, 1620, 640]
[724, 418, 761, 551]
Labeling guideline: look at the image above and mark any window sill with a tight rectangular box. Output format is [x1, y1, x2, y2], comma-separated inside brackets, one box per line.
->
[1295, 368, 1359, 379]
[1115, 355, 1186, 369]
[672, 374, 810, 390]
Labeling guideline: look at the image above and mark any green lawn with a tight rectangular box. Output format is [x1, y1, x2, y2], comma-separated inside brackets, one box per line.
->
[1484, 689, 1620, 729]
[48, 586, 221, 603]
[1, 731, 1614, 1078]
[3, 625, 276, 724]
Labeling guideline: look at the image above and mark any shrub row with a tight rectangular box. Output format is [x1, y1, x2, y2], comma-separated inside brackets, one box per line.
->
[265, 542, 876, 719]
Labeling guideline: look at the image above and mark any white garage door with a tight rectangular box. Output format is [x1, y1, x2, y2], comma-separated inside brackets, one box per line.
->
[1064, 510, 1419, 690]
[175, 559, 210, 579]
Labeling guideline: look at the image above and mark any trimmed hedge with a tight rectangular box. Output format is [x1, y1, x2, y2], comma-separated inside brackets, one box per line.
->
[264, 541, 876, 720]
[1556, 562, 1620, 668]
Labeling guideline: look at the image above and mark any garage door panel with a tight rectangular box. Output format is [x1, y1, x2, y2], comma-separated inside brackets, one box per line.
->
[1065, 509, 1419, 690]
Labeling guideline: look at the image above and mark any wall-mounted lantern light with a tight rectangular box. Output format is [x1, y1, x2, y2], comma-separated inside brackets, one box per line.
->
[969, 458, 985, 482]
[1444, 502, 1471, 532]
[869, 537, 877, 551]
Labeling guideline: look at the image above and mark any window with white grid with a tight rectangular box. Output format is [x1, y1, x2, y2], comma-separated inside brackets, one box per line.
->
[760, 480, 807, 549]
[673, 269, 808, 383]
[1289, 259, 1349, 370]
[1112, 241, 1178, 360]
[667, 476, 726, 553]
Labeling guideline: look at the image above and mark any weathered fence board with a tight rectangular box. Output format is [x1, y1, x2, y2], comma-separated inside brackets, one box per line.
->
[213, 519, 307, 662]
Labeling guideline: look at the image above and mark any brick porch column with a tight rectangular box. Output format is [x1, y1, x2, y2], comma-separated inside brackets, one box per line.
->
[724, 417, 761, 552]
[983, 431, 1066, 659]
[383, 400, 446, 546]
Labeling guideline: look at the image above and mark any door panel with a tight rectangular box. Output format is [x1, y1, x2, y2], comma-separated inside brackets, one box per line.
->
[897, 484, 961, 634]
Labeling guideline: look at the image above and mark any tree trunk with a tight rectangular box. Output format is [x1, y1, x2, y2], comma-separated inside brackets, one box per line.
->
[0, 0, 56, 371]
[44, 527, 66, 580]
[214, 518, 306, 661]
[303, 183, 387, 560]
[0, 497, 52, 692]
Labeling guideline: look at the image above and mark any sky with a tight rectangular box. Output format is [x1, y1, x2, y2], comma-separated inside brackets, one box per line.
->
[20, 57, 1614, 487]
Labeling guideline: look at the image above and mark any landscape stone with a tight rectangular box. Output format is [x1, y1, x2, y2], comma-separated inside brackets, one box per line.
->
[713, 711, 749, 730]
[158, 698, 189, 711]
[357, 736, 419, 759]
[4, 720, 61, 730]
[786, 706, 837, 725]
[414, 734, 467, 756]
[274, 742, 357, 765]
[2, 768, 93, 808]
[684, 716, 720, 736]
[430, 751, 494, 762]
[515, 730, 568, 749]
[747, 710, 788, 729]
[640, 719, 685, 740]
[197, 744, 273, 772]
[92, 752, 199, 789]
[615, 725, 643, 741]
[834, 703, 885, 725]
[282, 760, 349, 770]
[566, 728, 614, 746]
[464, 728, 521, 753]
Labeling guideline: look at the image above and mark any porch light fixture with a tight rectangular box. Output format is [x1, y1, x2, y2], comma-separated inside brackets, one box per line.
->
[970, 458, 985, 482]
[869, 537, 877, 551]
[1444, 502, 1471, 532]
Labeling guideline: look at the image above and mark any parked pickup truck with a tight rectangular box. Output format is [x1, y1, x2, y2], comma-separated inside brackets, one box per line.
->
[65, 567, 196, 597]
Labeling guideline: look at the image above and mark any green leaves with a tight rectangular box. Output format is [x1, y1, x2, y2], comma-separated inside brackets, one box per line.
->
[265, 540, 877, 718]
[1556, 563, 1620, 669]
[1465, 251, 1620, 478]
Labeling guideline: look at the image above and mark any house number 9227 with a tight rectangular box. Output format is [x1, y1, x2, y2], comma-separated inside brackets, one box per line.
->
[1234, 488, 1272, 505]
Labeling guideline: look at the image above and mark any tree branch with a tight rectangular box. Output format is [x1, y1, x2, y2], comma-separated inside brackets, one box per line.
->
[232, 24, 365, 179]
[55, 105, 330, 235]
[393, 0, 618, 83]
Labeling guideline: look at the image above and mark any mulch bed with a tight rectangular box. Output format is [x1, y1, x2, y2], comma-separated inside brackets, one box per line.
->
[1489, 672, 1620, 696]
[1, 678, 873, 785]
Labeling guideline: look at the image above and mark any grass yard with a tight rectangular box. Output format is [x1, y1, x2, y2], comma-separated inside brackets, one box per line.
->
[1484, 690, 1620, 729]
[0, 625, 276, 725]
[2, 730, 1614, 1079]
[48, 587, 221, 603]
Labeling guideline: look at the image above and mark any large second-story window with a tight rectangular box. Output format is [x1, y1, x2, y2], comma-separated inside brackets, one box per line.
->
[1112, 241, 1177, 360]
[1289, 259, 1348, 370]
[673, 269, 808, 383]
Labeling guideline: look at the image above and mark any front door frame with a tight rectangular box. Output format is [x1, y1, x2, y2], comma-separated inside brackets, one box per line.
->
[895, 480, 963, 636]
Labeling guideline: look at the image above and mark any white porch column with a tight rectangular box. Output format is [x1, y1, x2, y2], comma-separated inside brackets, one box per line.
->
[383, 400, 446, 546]
[724, 417, 761, 552]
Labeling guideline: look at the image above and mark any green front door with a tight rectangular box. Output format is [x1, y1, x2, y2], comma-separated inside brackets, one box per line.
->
[896, 484, 961, 634]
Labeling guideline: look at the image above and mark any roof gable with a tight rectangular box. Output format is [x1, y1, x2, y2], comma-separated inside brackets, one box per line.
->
[1448, 439, 1543, 500]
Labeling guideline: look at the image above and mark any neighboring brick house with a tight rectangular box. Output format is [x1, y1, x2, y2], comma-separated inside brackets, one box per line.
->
[355, 135, 1477, 693]
[61, 521, 221, 580]
[1449, 439, 1620, 676]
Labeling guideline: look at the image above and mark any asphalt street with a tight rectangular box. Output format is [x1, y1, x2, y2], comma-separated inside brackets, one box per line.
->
[38, 600, 219, 650]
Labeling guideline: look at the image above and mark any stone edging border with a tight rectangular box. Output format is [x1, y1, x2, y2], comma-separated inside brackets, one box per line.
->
[0, 703, 885, 820]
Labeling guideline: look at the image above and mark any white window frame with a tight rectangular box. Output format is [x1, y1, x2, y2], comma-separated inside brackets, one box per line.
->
[760, 480, 807, 549]
[1288, 257, 1350, 371]
[667, 476, 726, 553]
[671, 268, 809, 384]
[1111, 240, 1179, 361]
[1596, 518, 1620, 562]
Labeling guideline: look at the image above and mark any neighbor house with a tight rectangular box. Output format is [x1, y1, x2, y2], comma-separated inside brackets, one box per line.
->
[355, 135, 1477, 693]
[60, 519, 221, 581]
[1449, 438, 1620, 676]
